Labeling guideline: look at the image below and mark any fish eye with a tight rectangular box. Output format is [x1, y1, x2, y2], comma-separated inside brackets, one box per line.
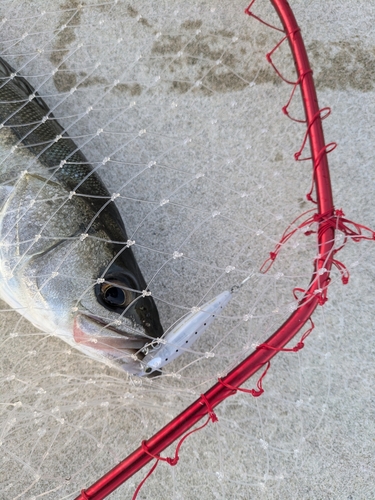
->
[99, 280, 134, 309]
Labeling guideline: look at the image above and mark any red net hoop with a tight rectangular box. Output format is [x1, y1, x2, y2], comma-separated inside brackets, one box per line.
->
[74, 1, 343, 498]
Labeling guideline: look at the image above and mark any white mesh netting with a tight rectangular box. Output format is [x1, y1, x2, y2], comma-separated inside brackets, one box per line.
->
[1, 1, 375, 499]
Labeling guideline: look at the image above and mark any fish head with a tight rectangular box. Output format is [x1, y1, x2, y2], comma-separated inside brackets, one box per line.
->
[15, 235, 163, 374]
[0, 174, 163, 373]
[60, 239, 164, 372]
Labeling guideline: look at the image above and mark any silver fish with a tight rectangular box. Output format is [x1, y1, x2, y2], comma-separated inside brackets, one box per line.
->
[0, 57, 163, 374]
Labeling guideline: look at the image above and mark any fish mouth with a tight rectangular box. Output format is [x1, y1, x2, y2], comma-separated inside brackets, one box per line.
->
[73, 313, 151, 358]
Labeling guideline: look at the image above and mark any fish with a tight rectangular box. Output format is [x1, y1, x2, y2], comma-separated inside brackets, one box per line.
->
[0, 56, 164, 375]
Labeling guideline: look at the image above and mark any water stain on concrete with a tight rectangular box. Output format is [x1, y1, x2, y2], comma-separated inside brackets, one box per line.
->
[180, 20, 202, 30]
[51, 2, 154, 93]
[308, 40, 375, 92]
[50, 0, 82, 92]
[149, 24, 375, 94]
[151, 31, 278, 95]
[50, 9, 375, 96]
[218, 30, 235, 39]
[113, 83, 142, 96]
[127, 4, 152, 26]
[78, 75, 108, 87]
[139, 17, 152, 28]
[76, 78, 143, 96]
[297, 197, 308, 208]
[127, 5, 138, 18]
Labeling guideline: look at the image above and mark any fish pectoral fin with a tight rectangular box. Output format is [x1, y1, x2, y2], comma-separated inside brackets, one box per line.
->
[0, 184, 14, 209]
[8, 170, 69, 204]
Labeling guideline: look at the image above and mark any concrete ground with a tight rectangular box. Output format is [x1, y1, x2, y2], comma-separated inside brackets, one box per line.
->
[0, 1, 374, 499]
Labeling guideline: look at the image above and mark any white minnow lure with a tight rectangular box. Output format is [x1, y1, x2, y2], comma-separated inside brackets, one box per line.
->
[138, 290, 232, 376]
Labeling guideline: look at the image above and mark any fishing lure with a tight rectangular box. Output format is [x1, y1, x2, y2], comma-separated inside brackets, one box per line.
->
[138, 290, 233, 376]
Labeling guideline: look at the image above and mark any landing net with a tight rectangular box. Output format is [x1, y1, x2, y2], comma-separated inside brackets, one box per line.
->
[1, 1, 375, 499]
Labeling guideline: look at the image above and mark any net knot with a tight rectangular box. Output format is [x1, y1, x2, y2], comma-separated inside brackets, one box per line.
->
[292, 341, 305, 352]
[249, 361, 270, 397]
[317, 292, 328, 306]
[332, 256, 350, 284]
[313, 213, 321, 222]
[244, 2, 284, 32]
[200, 394, 218, 422]
[293, 285, 328, 306]
[166, 456, 179, 466]
[134, 406, 222, 499]
[217, 378, 237, 395]
[306, 193, 313, 202]
[141, 440, 179, 466]
[269, 251, 277, 261]
[335, 208, 345, 217]
[257, 343, 270, 351]
[287, 27, 301, 39]
[280, 70, 312, 122]
[218, 362, 270, 398]
[256, 318, 314, 353]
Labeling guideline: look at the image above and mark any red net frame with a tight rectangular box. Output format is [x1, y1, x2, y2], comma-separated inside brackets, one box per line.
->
[74, 1, 340, 498]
